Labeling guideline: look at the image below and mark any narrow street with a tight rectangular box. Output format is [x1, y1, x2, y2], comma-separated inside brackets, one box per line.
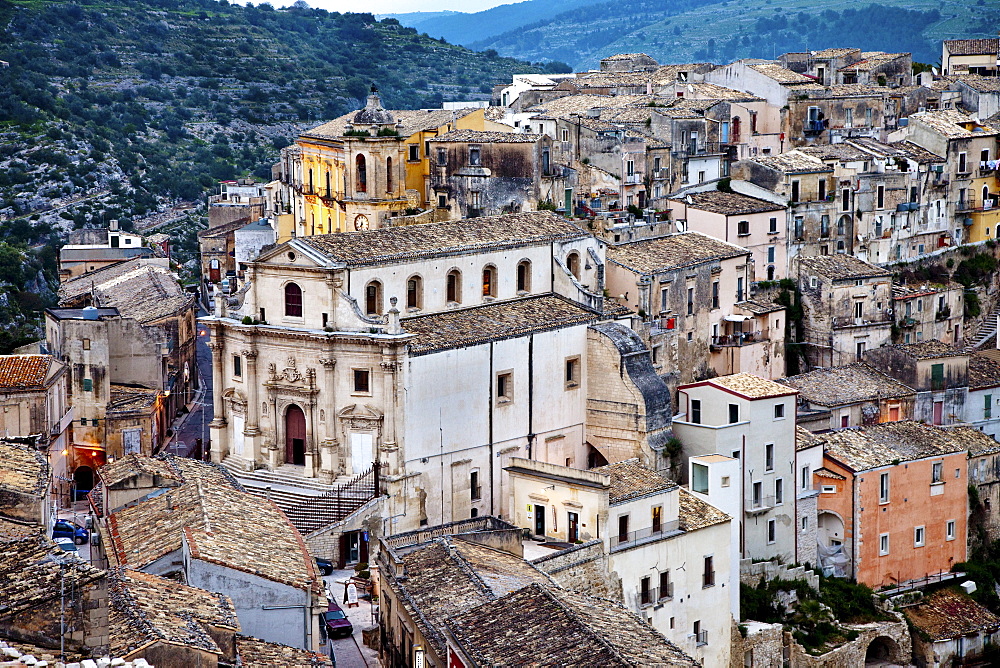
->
[170, 314, 214, 459]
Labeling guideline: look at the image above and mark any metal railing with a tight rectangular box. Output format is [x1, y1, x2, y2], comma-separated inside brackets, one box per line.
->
[623, 173, 643, 185]
[695, 630, 709, 646]
[832, 312, 892, 328]
[956, 195, 996, 213]
[639, 583, 674, 606]
[747, 495, 775, 514]
[611, 519, 682, 550]
[712, 331, 765, 347]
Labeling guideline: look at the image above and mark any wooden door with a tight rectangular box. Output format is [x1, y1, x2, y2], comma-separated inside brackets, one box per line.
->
[285, 404, 306, 465]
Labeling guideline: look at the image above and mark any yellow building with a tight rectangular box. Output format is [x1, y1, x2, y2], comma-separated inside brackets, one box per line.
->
[962, 173, 1000, 243]
[272, 96, 506, 241]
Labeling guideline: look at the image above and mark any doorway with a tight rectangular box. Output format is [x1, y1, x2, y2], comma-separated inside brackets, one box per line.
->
[285, 404, 306, 465]
[568, 512, 579, 542]
[534, 504, 546, 537]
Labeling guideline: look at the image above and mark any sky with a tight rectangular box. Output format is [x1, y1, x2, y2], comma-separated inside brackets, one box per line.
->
[248, 0, 510, 15]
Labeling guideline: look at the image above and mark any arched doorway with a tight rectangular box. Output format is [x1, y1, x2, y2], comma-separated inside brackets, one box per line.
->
[865, 636, 900, 665]
[73, 465, 94, 502]
[285, 404, 306, 466]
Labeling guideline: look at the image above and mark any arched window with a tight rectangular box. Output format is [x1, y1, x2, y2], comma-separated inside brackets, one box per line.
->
[985, 185, 991, 205]
[406, 275, 423, 310]
[356, 154, 367, 193]
[767, 265, 775, 281]
[566, 251, 580, 279]
[482, 266, 496, 298]
[386, 157, 393, 192]
[284, 282, 303, 317]
[446, 269, 462, 303]
[838, 215, 849, 236]
[365, 281, 383, 316]
[517, 260, 531, 293]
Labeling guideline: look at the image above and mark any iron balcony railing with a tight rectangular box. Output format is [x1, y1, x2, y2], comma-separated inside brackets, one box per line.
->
[611, 519, 682, 551]
[639, 583, 674, 606]
[712, 331, 765, 347]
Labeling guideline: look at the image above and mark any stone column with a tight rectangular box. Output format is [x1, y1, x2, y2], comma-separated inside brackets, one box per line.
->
[304, 368, 318, 478]
[380, 357, 401, 476]
[319, 356, 338, 482]
[207, 337, 227, 464]
[242, 348, 259, 466]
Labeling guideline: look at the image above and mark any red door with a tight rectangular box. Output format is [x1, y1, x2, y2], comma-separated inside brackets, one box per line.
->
[285, 404, 306, 465]
[933, 401, 943, 425]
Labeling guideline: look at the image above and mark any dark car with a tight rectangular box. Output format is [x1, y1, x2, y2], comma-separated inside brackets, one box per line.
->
[52, 520, 89, 545]
[324, 603, 353, 639]
[315, 557, 334, 576]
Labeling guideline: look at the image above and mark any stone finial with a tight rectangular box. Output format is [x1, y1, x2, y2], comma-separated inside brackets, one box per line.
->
[387, 296, 402, 335]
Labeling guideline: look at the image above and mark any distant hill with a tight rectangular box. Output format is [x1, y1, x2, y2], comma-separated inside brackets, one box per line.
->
[376, 10, 464, 28]
[392, 0, 1000, 69]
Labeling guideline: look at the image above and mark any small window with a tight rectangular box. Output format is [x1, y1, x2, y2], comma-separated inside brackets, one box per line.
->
[365, 281, 383, 316]
[690, 399, 702, 424]
[565, 356, 580, 389]
[471, 470, 481, 500]
[702, 556, 715, 587]
[652, 505, 662, 533]
[517, 260, 531, 292]
[932, 462, 943, 483]
[737, 220, 750, 236]
[497, 371, 513, 403]
[687, 287, 694, 315]
[482, 266, 497, 298]
[640, 575, 652, 605]
[946, 519, 956, 541]
[437, 194, 447, 208]
[822, 485, 837, 494]
[83, 378, 93, 392]
[408, 144, 419, 161]
[658, 570, 672, 600]
[774, 403, 785, 419]
[353, 369, 370, 394]
[801, 516, 809, 531]
[711, 281, 719, 309]
[752, 481, 762, 507]
[765, 443, 774, 471]
[775, 478, 784, 505]
[82, 338, 90, 350]
[879, 472, 890, 503]
[692, 463, 709, 494]
[618, 514, 629, 542]
[879, 533, 890, 555]
[406, 275, 423, 310]
[768, 217, 778, 234]
[721, 476, 730, 487]
[728, 404, 739, 424]
[801, 465, 811, 490]
[469, 146, 481, 166]
[259, 307, 266, 322]
[233, 354, 242, 378]
[914, 526, 925, 547]
[284, 282, 303, 317]
[766, 519, 776, 544]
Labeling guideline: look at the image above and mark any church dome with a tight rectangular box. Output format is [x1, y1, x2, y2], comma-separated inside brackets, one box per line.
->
[352, 87, 395, 126]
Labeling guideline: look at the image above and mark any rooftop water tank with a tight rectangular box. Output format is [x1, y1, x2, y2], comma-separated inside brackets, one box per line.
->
[82, 306, 99, 320]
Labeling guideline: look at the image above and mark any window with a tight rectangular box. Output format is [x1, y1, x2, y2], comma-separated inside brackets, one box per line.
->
[879, 533, 890, 555]
[842, 188, 851, 212]
[469, 146, 481, 166]
[692, 463, 709, 493]
[958, 152, 967, 173]
[618, 514, 629, 542]
[83, 378, 93, 392]
[790, 180, 800, 202]
[652, 505, 662, 533]
[736, 277, 744, 302]
[408, 144, 419, 161]
[737, 220, 750, 236]
[820, 215, 830, 238]
[562, 129, 570, 142]
[769, 217, 778, 234]
[687, 287, 694, 315]
[640, 575, 652, 605]
[728, 404, 739, 424]
[854, 301, 863, 320]
[355, 154, 367, 192]
[437, 147, 446, 166]
[653, 156, 661, 172]
[932, 461, 943, 483]
[752, 481, 762, 507]
[767, 519, 776, 544]
[703, 556, 715, 587]
[690, 399, 702, 424]
[386, 157, 393, 191]
[694, 620, 707, 646]
[259, 307, 266, 322]
[818, 177, 826, 201]
[775, 478, 784, 505]
[768, 245, 776, 263]
[517, 260, 531, 292]
[765, 443, 774, 471]
[794, 216, 804, 239]
[406, 275, 423, 310]
[986, 394, 993, 420]
[801, 516, 809, 531]
[931, 363, 945, 391]
[82, 338, 90, 350]
[774, 403, 785, 419]
[365, 281, 383, 316]
[446, 270, 462, 303]
[712, 281, 719, 309]
[496, 371, 513, 403]
[876, 185, 885, 209]
[353, 369, 370, 394]
[438, 194, 447, 208]
[660, 287, 668, 313]
[914, 525, 925, 547]
[626, 159, 634, 176]
[879, 472, 890, 503]
[801, 465, 811, 490]
[659, 570, 672, 600]
[566, 251, 581, 279]
[233, 354, 242, 378]
[284, 282, 303, 317]
[721, 476, 730, 487]
[565, 357, 580, 389]
[482, 266, 497, 298]
[470, 470, 481, 500]
[947, 519, 956, 541]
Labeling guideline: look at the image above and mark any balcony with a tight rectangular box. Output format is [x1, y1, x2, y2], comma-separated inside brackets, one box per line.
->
[712, 331, 765, 347]
[832, 312, 892, 329]
[672, 141, 722, 157]
[956, 195, 996, 213]
[623, 173, 643, 185]
[746, 495, 775, 515]
[610, 520, 682, 551]
[803, 119, 826, 136]
[638, 583, 674, 606]
[652, 168, 669, 180]
[898, 316, 917, 329]
[695, 630, 709, 647]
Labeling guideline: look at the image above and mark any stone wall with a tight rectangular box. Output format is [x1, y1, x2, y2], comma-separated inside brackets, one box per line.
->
[787, 617, 910, 667]
[304, 497, 384, 562]
[530, 540, 621, 601]
[740, 559, 820, 592]
[730, 621, 785, 668]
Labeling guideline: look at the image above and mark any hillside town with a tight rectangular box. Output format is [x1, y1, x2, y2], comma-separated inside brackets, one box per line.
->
[3, 37, 1000, 668]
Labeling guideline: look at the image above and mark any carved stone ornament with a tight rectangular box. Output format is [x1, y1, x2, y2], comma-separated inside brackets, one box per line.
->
[269, 356, 304, 383]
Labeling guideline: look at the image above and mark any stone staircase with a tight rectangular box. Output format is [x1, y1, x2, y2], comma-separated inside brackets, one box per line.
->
[221, 457, 380, 534]
[965, 306, 1000, 350]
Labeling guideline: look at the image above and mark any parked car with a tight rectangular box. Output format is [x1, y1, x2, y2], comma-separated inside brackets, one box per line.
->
[324, 603, 353, 639]
[54, 537, 78, 553]
[52, 520, 89, 545]
[315, 557, 334, 576]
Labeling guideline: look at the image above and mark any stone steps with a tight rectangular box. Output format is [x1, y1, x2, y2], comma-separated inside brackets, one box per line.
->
[967, 308, 1000, 350]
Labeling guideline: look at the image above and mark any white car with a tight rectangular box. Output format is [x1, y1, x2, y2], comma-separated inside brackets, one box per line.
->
[54, 537, 78, 553]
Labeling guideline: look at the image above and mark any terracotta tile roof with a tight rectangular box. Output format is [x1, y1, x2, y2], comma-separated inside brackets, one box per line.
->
[944, 38, 1000, 57]
[98, 453, 184, 488]
[525, 94, 653, 119]
[0, 441, 49, 497]
[681, 82, 763, 101]
[446, 583, 699, 667]
[779, 363, 914, 407]
[297, 211, 587, 267]
[592, 458, 677, 504]
[0, 517, 43, 539]
[91, 265, 194, 325]
[814, 467, 846, 480]
[0, 535, 104, 619]
[736, 299, 784, 315]
[825, 83, 891, 97]
[796, 425, 820, 452]
[198, 217, 252, 239]
[58, 257, 168, 304]
[603, 53, 654, 61]
[904, 588, 1000, 641]
[0, 355, 55, 390]
[969, 352, 1000, 390]
[402, 294, 600, 355]
[886, 339, 966, 360]
[575, 72, 654, 88]
[838, 52, 907, 72]
[235, 635, 333, 668]
[956, 75, 1000, 93]
[106, 455, 320, 595]
[651, 64, 714, 84]
[306, 107, 480, 140]
[747, 62, 815, 84]
[817, 421, 966, 472]
[751, 150, 829, 173]
[711, 372, 797, 399]
[678, 487, 729, 531]
[673, 190, 784, 215]
[892, 281, 962, 299]
[798, 143, 870, 162]
[797, 254, 891, 280]
[107, 384, 160, 417]
[891, 141, 945, 164]
[607, 231, 748, 275]
[108, 567, 240, 659]
[910, 109, 999, 139]
[387, 536, 554, 658]
[431, 129, 542, 143]
[944, 425, 1000, 458]
[812, 48, 861, 58]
